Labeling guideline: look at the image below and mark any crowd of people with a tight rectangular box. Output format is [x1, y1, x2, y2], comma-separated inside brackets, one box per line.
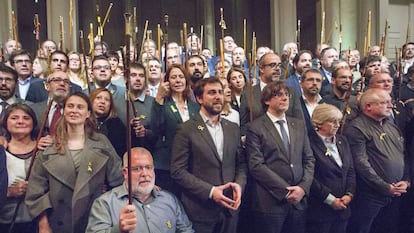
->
[0, 30, 413, 233]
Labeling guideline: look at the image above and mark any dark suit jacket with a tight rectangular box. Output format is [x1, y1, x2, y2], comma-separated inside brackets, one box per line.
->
[170, 114, 247, 222]
[30, 100, 50, 134]
[239, 82, 304, 135]
[299, 96, 316, 133]
[151, 99, 200, 171]
[245, 114, 314, 213]
[26, 79, 82, 103]
[307, 130, 356, 222]
[0, 145, 7, 207]
[15, 76, 41, 100]
[285, 74, 302, 96]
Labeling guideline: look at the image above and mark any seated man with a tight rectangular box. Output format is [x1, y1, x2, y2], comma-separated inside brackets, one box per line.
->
[86, 147, 194, 233]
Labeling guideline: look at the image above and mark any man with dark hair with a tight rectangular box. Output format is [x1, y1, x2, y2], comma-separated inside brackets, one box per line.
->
[26, 50, 82, 103]
[286, 50, 313, 95]
[90, 55, 126, 125]
[402, 42, 414, 74]
[9, 49, 42, 101]
[299, 68, 323, 132]
[185, 55, 206, 88]
[245, 80, 314, 233]
[239, 52, 303, 137]
[171, 77, 246, 233]
[319, 47, 339, 97]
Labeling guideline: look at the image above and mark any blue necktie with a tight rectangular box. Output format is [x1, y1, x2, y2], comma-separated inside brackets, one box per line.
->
[277, 120, 289, 152]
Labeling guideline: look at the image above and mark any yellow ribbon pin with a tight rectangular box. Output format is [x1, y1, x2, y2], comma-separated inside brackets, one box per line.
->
[198, 125, 204, 131]
[166, 220, 172, 229]
[170, 105, 178, 113]
[87, 162, 93, 173]
[380, 133, 386, 140]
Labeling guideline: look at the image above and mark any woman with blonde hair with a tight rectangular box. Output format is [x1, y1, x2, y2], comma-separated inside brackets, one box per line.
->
[32, 57, 48, 79]
[306, 103, 356, 233]
[68, 51, 88, 90]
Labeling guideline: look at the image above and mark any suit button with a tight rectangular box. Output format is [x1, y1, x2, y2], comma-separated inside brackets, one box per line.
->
[290, 164, 293, 168]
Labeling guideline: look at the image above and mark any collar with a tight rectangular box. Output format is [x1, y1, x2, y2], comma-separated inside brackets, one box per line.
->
[18, 76, 32, 85]
[134, 92, 146, 102]
[148, 83, 160, 89]
[266, 112, 286, 123]
[302, 94, 322, 103]
[316, 131, 336, 144]
[117, 183, 159, 203]
[407, 83, 414, 91]
[199, 110, 221, 127]
[259, 80, 267, 91]
[2, 96, 17, 105]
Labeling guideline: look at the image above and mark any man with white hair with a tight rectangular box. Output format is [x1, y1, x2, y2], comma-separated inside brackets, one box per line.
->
[86, 147, 194, 233]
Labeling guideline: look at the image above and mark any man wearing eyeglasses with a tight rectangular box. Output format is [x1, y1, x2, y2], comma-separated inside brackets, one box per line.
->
[25, 50, 82, 103]
[239, 52, 303, 138]
[0, 63, 26, 116]
[90, 56, 127, 126]
[30, 70, 71, 147]
[86, 147, 194, 233]
[344, 88, 409, 233]
[9, 50, 41, 101]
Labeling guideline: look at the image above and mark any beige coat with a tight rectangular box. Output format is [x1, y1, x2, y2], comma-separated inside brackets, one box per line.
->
[25, 133, 123, 233]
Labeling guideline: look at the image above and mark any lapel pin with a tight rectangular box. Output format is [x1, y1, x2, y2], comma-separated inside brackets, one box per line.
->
[166, 220, 172, 229]
[198, 125, 204, 131]
[325, 148, 331, 157]
[170, 105, 178, 113]
[87, 162, 93, 173]
[380, 133, 386, 140]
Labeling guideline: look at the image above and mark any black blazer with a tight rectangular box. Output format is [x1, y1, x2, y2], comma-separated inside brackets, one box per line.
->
[307, 130, 356, 222]
[171, 114, 247, 222]
[245, 114, 315, 213]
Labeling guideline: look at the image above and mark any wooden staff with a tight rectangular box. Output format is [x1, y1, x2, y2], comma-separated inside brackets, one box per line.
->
[34, 14, 41, 51]
[339, 24, 343, 53]
[79, 30, 91, 95]
[247, 53, 254, 122]
[320, 11, 325, 48]
[8, 100, 53, 233]
[59, 16, 65, 51]
[96, 3, 103, 42]
[404, 23, 410, 60]
[138, 20, 149, 60]
[297, 19, 301, 50]
[366, 11, 372, 56]
[189, 27, 194, 56]
[183, 23, 188, 61]
[124, 12, 133, 204]
[133, 7, 137, 62]
[200, 25, 204, 54]
[0, 45, 4, 63]
[163, 14, 169, 73]
[88, 23, 95, 58]
[243, 19, 247, 52]
[252, 32, 257, 83]
[102, 3, 114, 29]
[283, 48, 291, 80]
[219, 8, 227, 79]
[157, 24, 161, 59]
[11, 10, 19, 49]
[380, 19, 389, 56]
[69, 0, 73, 51]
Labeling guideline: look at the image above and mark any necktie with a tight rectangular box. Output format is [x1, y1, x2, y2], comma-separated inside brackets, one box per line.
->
[50, 104, 62, 136]
[1, 102, 8, 114]
[276, 120, 289, 152]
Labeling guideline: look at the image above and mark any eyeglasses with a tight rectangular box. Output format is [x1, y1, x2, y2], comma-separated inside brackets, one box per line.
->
[52, 58, 67, 64]
[263, 62, 282, 69]
[128, 165, 154, 173]
[0, 77, 15, 83]
[14, 59, 32, 65]
[93, 65, 111, 70]
[48, 77, 71, 85]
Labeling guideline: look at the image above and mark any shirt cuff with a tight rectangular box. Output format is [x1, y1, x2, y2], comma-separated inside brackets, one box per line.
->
[324, 193, 336, 205]
[209, 186, 215, 199]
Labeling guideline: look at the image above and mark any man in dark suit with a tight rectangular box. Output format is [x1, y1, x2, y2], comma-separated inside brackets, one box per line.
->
[285, 50, 313, 96]
[25, 50, 82, 103]
[245, 81, 314, 233]
[319, 47, 339, 97]
[171, 77, 246, 233]
[239, 52, 303, 137]
[299, 68, 323, 132]
[30, 70, 71, 150]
